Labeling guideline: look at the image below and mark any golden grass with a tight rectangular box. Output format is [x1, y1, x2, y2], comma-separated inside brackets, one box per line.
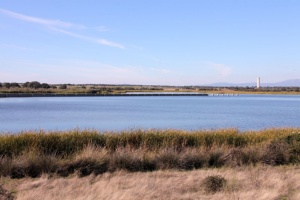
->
[1, 128, 299, 156]
[0, 128, 299, 179]
[0, 165, 298, 200]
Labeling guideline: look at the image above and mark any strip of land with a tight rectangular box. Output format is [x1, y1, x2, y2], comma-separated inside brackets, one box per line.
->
[0, 93, 209, 98]
[1, 81, 300, 96]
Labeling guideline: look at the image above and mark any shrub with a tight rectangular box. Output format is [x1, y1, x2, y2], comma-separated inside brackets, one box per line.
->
[41, 83, 50, 89]
[10, 82, 20, 88]
[22, 82, 30, 87]
[109, 148, 144, 172]
[229, 146, 263, 166]
[2, 82, 11, 88]
[59, 84, 67, 89]
[262, 141, 289, 166]
[207, 149, 226, 167]
[286, 134, 300, 163]
[155, 149, 180, 170]
[72, 145, 109, 176]
[10, 150, 58, 178]
[179, 149, 206, 170]
[28, 81, 42, 89]
[202, 175, 227, 193]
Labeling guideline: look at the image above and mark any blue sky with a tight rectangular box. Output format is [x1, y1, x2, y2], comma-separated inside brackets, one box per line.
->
[0, 1, 300, 85]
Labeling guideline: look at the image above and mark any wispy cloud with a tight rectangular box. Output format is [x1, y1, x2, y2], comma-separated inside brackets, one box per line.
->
[0, 8, 83, 29]
[0, 8, 124, 49]
[207, 62, 232, 77]
[51, 28, 124, 49]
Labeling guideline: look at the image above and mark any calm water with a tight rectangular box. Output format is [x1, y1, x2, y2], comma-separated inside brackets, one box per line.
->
[0, 95, 299, 133]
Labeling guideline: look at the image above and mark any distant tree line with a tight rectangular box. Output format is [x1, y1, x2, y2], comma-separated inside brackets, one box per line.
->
[0, 81, 51, 89]
[0, 82, 21, 88]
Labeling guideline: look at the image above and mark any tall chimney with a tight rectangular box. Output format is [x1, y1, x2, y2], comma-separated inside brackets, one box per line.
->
[257, 77, 261, 88]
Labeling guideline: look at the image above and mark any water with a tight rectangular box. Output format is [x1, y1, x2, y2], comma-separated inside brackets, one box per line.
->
[0, 95, 299, 133]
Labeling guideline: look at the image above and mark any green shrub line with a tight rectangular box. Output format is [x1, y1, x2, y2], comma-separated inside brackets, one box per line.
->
[0, 128, 299, 178]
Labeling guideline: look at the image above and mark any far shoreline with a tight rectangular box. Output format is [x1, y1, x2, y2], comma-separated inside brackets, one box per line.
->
[1, 92, 300, 98]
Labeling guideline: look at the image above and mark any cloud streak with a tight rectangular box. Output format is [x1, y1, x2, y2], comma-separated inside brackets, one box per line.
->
[0, 8, 83, 28]
[0, 8, 124, 49]
[51, 28, 124, 49]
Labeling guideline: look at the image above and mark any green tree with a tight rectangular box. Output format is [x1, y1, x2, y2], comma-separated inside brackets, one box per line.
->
[22, 82, 30, 87]
[28, 81, 41, 89]
[41, 83, 50, 89]
[59, 84, 67, 89]
[11, 82, 20, 88]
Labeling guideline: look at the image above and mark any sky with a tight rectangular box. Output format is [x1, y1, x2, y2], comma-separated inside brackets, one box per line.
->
[0, 0, 300, 85]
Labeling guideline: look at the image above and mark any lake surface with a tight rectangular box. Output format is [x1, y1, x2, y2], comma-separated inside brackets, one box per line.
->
[0, 95, 299, 133]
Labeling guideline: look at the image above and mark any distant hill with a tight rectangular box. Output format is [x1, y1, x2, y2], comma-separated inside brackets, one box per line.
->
[205, 79, 300, 87]
[266, 79, 300, 87]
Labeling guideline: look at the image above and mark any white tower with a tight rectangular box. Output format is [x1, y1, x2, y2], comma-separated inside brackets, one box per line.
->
[257, 77, 261, 88]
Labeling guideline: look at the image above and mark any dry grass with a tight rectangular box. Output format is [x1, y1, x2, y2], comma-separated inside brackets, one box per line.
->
[0, 129, 299, 178]
[0, 165, 298, 200]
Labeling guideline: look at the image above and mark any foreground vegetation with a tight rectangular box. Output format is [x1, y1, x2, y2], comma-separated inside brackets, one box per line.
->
[0, 128, 300, 199]
[0, 128, 299, 179]
[1, 166, 300, 200]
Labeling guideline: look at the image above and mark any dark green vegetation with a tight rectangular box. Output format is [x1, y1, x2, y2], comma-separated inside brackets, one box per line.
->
[1, 81, 300, 95]
[0, 129, 299, 179]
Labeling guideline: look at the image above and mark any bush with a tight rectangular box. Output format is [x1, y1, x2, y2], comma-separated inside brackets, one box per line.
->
[9, 151, 58, 178]
[202, 175, 227, 193]
[286, 134, 300, 163]
[207, 149, 226, 167]
[109, 148, 144, 172]
[179, 149, 206, 170]
[2, 82, 11, 88]
[41, 83, 50, 89]
[155, 149, 180, 170]
[28, 81, 41, 89]
[262, 141, 289, 166]
[59, 84, 67, 89]
[10, 82, 20, 88]
[22, 82, 29, 87]
[229, 146, 262, 166]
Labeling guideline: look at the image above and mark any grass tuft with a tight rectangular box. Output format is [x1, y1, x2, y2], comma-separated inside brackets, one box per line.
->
[202, 175, 227, 193]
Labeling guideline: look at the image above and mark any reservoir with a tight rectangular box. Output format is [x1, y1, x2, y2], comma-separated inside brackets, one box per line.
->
[0, 95, 299, 133]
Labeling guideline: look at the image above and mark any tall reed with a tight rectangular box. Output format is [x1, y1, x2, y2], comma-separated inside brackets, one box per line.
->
[0, 128, 299, 178]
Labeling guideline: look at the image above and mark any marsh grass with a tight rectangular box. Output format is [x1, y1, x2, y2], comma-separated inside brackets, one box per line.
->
[0, 128, 299, 178]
